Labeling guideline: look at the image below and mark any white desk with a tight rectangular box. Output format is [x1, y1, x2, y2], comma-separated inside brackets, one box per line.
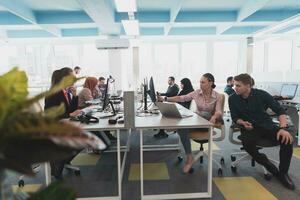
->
[73, 114, 129, 200]
[135, 111, 213, 200]
[280, 98, 300, 146]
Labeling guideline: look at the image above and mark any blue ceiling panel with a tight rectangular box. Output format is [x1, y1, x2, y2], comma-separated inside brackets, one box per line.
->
[0, 12, 32, 25]
[7, 29, 55, 38]
[169, 27, 216, 35]
[35, 11, 94, 24]
[61, 28, 99, 37]
[223, 26, 266, 34]
[243, 9, 300, 22]
[140, 27, 164, 35]
[175, 11, 237, 22]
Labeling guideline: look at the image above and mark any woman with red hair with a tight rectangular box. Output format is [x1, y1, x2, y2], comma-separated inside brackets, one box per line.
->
[78, 77, 99, 108]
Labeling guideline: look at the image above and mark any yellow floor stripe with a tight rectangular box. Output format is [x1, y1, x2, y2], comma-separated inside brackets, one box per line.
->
[293, 148, 300, 159]
[191, 140, 220, 151]
[12, 184, 41, 194]
[71, 153, 101, 166]
[214, 177, 277, 200]
[129, 163, 170, 181]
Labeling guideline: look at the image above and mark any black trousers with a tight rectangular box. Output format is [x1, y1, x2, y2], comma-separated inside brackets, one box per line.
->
[240, 127, 293, 174]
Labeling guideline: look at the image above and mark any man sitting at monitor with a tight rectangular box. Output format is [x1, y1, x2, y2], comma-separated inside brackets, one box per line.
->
[155, 76, 179, 138]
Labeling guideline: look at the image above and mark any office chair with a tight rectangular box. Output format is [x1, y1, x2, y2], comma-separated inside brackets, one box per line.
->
[178, 94, 226, 176]
[229, 124, 280, 180]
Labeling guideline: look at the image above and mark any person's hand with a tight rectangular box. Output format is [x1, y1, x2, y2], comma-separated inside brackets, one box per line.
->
[68, 86, 77, 96]
[242, 121, 253, 130]
[70, 109, 82, 117]
[209, 116, 216, 124]
[157, 95, 164, 102]
[277, 129, 293, 145]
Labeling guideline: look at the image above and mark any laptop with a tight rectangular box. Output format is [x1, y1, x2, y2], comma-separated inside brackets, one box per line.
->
[273, 84, 298, 100]
[156, 102, 193, 118]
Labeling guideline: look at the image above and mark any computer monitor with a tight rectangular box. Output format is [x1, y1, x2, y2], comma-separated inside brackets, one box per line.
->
[102, 78, 110, 111]
[148, 77, 156, 102]
[280, 84, 298, 99]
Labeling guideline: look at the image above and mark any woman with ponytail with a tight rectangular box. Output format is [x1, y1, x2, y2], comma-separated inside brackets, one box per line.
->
[157, 73, 223, 173]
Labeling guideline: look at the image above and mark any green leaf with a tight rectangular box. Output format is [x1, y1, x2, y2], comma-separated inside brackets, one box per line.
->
[0, 67, 28, 128]
[28, 181, 76, 200]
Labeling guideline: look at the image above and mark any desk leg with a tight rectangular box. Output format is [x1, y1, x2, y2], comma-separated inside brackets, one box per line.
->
[207, 127, 212, 197]
[140, 129, 144, 199]
[45, 162, 51, 186]
[117, 130, 121, 200]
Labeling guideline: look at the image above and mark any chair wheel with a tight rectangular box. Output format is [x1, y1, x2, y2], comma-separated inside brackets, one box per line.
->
[178, 156, 183, 163]
[18, 180, 25, 188]
[264, 173, 272, 181]
[231, 155, 236, 162]
[218, 168, 223, 176]
[231, 166, 237, 173]
[220, 158, 225, 165]
[200, 156, 203, 164]
[75, 170, 81, 176]
[251, 159, 255, 167]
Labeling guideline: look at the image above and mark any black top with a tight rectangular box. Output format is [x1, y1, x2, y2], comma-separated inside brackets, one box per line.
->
[224, 85, 235, 96]
[44, 90, 78, 119]
[160, 84, 179, 97]
[228, 88, 285, 130]
[178, 89, 194, 109]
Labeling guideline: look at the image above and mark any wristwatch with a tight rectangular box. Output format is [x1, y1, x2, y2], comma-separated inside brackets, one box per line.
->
[164, 96, 168, 102]
[279, 126, 289, 131]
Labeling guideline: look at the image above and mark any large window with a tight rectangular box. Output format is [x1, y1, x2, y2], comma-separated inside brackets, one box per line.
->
[253, 41, 264, 72]
[181, 42, 207, 84]
[213, 41, 239, 82]
[267, 40, 292, 71]
[293, 41, 300, 70]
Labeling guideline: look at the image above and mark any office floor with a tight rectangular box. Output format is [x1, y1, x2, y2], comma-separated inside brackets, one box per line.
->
[8, 118, 300, 200]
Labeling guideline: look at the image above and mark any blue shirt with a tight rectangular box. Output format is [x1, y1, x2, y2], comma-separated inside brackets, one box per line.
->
[229, 88, 285, 130]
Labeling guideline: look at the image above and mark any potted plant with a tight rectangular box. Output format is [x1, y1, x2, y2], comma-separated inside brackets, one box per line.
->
[0, 68, 103, 199]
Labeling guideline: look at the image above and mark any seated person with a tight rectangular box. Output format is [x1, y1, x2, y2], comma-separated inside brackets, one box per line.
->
[45, 67, 82, 179]
[78, 77, 99, 108]
[97, 76, 107, 99]
[158, 73, 222, 173]
[224, 76, 235, 96]
[178, 78, 194, 109]
[155, 76, 180, 138]
[229, 73, 294, 190]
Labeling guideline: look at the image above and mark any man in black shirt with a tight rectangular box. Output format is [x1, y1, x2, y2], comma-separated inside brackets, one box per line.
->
[229, 73, 294, 190]
[224, 76, 235, 96]
[155, 76, 179, 138]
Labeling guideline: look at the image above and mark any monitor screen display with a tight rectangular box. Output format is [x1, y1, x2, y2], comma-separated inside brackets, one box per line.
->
[280, 84, 298, 98]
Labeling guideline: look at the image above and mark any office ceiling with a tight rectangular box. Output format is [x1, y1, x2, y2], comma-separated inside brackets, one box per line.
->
[0, 0, 299, 39]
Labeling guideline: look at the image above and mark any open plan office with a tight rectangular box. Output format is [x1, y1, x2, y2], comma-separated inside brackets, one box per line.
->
[0, 0, 300, 200]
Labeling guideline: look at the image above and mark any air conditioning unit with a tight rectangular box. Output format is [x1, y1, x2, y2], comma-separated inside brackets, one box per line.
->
[95, 38, 130, 50]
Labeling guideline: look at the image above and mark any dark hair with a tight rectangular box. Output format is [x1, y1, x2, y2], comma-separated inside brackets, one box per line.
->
[51, 70, 61, 87]
[169, 76, 175, 81]
[234, 73, 252, 86]
[227, 76, 233, 83]
[203, 73, 216, 89]
[180, 78, 194, 94]
[99, 77, 105, 81]
[251, 77, 255, 87]
[74, 66, 81, 70]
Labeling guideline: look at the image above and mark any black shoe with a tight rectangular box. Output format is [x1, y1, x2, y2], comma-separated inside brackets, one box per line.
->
[264, 161, 279, 176]
[277, 173, 295, 190]
[105, 132, 117, 141]
[154, 130, 168, 138]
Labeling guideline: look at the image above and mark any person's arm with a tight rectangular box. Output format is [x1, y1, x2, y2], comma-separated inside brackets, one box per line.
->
[261, 90, 287, 127]
[210, 94, 223, 123]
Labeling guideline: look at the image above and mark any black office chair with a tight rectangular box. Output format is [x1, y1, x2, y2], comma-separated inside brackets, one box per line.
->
[229, 123, 281, 180]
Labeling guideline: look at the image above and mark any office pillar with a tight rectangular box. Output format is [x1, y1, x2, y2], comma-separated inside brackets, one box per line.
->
[132, 47, 140, 90]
